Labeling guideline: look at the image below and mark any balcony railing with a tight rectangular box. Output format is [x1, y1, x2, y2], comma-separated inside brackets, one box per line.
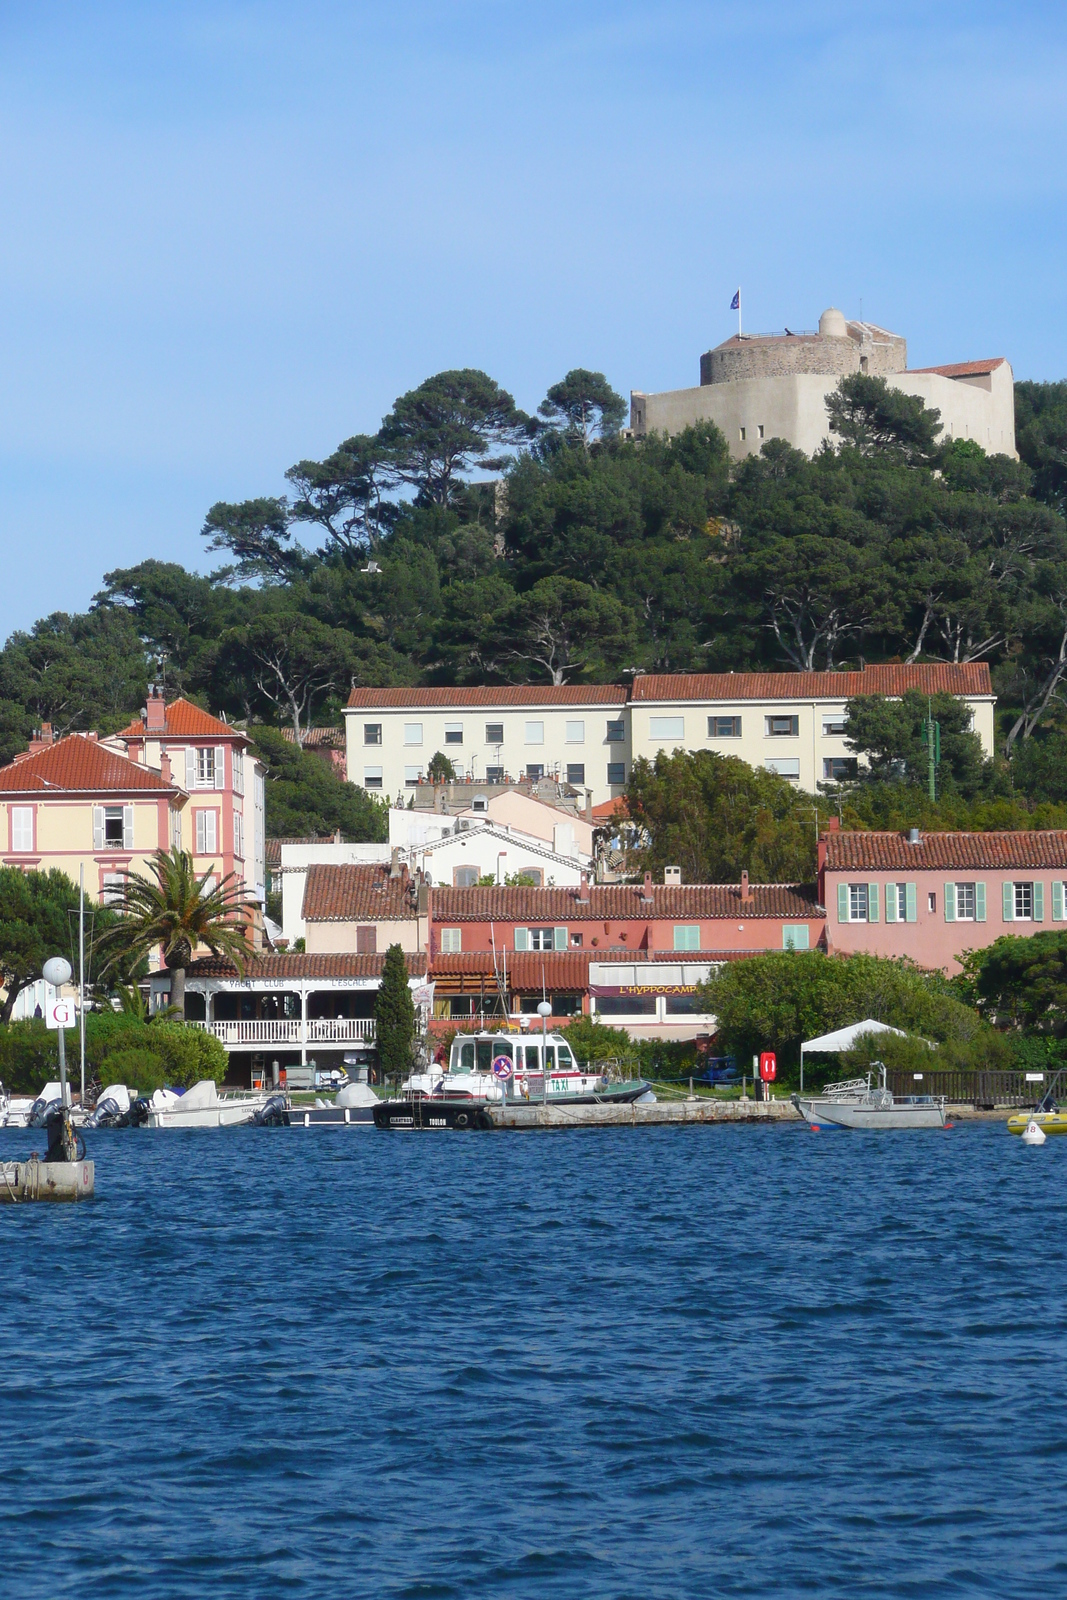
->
[193, 1018, 376, 1048]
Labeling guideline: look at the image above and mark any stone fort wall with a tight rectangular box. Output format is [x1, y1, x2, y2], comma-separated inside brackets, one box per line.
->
[700, 331, 905, 386]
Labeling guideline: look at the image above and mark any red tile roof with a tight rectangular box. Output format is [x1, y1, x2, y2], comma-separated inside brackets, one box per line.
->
[186, 951, 427, 980]
[433, 882, 823, 921]
[280, 727, 344, 748]
[824, 830, 1067, 872]
[264, 836, 335, 867]
[430, 948, 759, 986]
[116, 697, 246, 741]
[346, 685, 627, 708]
[909, 360, 1007, 379]
[303, 862, 420, 922]
[631, 664, 993, 701]
[0, 735, 179, 795]
[592, 798, 628, 821]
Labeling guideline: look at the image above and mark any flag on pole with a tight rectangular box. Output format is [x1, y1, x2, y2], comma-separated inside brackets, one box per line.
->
[730, 289, 740, 310]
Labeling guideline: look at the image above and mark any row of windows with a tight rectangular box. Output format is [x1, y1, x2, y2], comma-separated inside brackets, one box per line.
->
[838, 880, 1067, 923]
[362, 762, 626, 790]
[6, 805, 229, 858]
[365, 716, 855, 747]
[437, 923, 812, 953]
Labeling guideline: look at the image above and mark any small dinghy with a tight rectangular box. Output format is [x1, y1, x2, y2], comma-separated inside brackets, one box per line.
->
[1008, 1071, 1067, 1136]
[145, 1079, 278, 1129]
[793, 1065, 947, 1130]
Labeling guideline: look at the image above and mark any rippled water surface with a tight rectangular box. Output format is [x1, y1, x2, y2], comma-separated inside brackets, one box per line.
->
[2, 1120, 1065, 1598]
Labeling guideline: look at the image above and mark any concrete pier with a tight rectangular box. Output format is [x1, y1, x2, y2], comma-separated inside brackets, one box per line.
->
[488, 1098, 801, 1130]
[0, 1159, 94, 1201]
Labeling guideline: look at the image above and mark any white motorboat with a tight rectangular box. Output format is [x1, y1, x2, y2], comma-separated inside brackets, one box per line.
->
[145, 1079, 278, 1129]
[404, 1029, 649, 1106]
[793, 1066, 947, 1130]
[0, 1079, 46, 1129]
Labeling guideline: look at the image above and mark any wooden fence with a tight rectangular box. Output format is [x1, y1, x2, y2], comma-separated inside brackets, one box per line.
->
[886, 1069, 1049, 1109]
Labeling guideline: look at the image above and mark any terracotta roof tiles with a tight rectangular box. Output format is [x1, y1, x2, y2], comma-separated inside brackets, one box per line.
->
[631, 665, 993, 701]
[302, 862, 420, 922]
[346, 685, 627, 708]
[909, 360, 1007, 379]
[0, 735, 178, 795]
[824, 830, 1067, 872]
[433, 882, 823, 921]
[116, 697, 246, 741]
[186, 951, 427, 980]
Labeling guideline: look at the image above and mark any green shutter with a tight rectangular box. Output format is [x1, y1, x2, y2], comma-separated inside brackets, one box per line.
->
[868, 882, 879, 922]
[514, 927, 529, 951]
[838, 883, 849, 922]
[1034, 881, 1045, 922]
[905, 882, 917, 923]
[944, 882, 956, 923]
[975, 882, 986, 923]
[1054, 881, 1064, 923]
[554, 926, 568, 950]
[885, 885, 897, 924]
[1002, 881, 1014, 922]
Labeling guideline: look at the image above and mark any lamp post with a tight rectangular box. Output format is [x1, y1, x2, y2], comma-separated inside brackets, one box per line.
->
[537, 999, 552, 1105]
[43, 956, 73, 1108]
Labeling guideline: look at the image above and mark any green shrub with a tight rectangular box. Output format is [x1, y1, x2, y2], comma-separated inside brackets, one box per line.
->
[99, 1048, 169, 1094]
[146, 1021, 227, 1086]
[0, 1021, 58, 1095]
[561, 1016, 638, 1066]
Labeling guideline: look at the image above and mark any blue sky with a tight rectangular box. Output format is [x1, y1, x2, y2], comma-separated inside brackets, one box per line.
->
[0, 0, 1064, 639]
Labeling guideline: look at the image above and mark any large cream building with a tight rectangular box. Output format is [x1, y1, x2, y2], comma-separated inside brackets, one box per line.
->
[345, 665, 995, 806]
[630, 307, 1016, 460]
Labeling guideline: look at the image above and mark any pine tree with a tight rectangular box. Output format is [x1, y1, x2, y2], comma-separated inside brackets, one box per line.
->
[375, 943, 415, 1079]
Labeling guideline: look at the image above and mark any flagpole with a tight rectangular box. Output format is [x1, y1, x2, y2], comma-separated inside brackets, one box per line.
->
[738, 288, 742, 339]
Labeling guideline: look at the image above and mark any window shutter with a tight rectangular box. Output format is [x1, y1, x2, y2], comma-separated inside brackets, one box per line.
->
[885, 887, 897, 924]
[92, 806, 104, 851]
[185, 747, 196, 790]
[122, 805, 134, 849]
[1002, 881, 1014, 922]
[944, 882, 956, 923]
[1034, 881, 1045, 922]
[514, 927, 529, 952]
[1053, 881, 1064, 923]
[215, 745, 226, 789]
[554, 926, 567, 951]
[975, 882, 986, 923]
[837, 883, 849, 922]
[195, 810, 206, 855]
[867, 883, 879, 923]
[905, 882, 917, 923]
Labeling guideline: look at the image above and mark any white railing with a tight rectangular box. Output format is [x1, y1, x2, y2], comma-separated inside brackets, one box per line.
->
[194, 1018, 376, 1047]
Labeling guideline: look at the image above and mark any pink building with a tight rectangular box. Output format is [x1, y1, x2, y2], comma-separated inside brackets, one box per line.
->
[821, 826, 1067, 972]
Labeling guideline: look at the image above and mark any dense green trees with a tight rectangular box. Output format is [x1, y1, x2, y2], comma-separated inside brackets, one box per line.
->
[0, 867, 130, 1024]
[375, 943, 416, 1077]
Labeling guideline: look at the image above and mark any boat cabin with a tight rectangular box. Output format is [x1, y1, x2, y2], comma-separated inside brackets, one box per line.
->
[448, 1030, 578, 1077]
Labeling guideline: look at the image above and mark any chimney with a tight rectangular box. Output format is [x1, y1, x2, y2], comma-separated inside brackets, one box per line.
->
[909, 827, 921, 845]
[159, 751, 172, 785]
[578, 871, 590, 903]
[828, 815, 840, 832]
[740, 869, 753, 907]
[585, 791, 593, 823]
[334, 829, 342, 844]
[642, 871, 653, 902]
[28, 722, 55, 754]
[389, 847, 402, 878]
[145, 686, 166, 732]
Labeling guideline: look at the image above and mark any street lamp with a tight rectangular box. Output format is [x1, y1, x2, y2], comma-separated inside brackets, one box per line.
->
[537, 999, 552, 1105]
[42, 956, 73, 1107]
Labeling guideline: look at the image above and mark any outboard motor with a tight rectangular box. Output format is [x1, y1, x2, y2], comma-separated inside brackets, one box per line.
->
[252, 1093, 290, 1127]
[43, 1105, 85, 1163]
[84, 1084, 132, 1129]
[28, 1092, 63, 1129]
[127, 1098, 151, 1127]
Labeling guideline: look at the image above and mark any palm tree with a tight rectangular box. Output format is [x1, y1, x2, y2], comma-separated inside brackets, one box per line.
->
[95, 849, 256, 1018]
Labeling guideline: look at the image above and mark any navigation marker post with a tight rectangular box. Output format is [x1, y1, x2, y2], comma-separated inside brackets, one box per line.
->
[537, 999, 552, 1105]
[43, 956, 74, 1108]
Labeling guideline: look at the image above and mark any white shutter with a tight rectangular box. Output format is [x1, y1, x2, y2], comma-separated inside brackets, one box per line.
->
[185, 747, 196, 790]
[92, 806, 104, 850]
[195, 810, 206, 855]
[514, 927, 529, 951]
[215, 746, 225, 789]
[122, 805, 134, 849]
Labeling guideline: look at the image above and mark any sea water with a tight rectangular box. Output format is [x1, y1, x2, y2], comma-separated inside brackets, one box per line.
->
[1, 1121, 1063, 1598]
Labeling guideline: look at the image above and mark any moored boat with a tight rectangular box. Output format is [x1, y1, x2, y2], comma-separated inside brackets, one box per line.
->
[793, 1067, 947, 1130]
[145, 1079, 279, 1129]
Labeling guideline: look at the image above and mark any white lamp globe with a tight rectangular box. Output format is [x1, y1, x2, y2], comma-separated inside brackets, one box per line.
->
[42, 957, 72, 987]
[536, 1000, 552, 1018]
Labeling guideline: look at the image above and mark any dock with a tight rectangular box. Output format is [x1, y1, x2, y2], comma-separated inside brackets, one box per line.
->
[0, 1159, 94, 1201]
[487, 1098, 801, 1129]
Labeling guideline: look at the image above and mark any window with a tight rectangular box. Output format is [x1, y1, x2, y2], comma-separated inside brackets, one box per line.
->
[404, 766, 423, 787]
[822, 717, 848, 737]
[485, 766, 504, 783]
[10, 807, 33, 852]
[597, 995, 657, 1016]
[471, 795, 488, 812]
[403, 723, 423, 745]
[673, 924, 701, 951]
[104, 806, 125, 847]
[570, 932, 583, 947]
[565, 721, 585, 744]
[1006, 880, 1042, 922]
[885, 883, 918, 924]
[650, 716, 685, 741]
[666, 993, 705, 1015]
[485, 723, 504, 745]
[955, 882, 976, 921]
[195, 809, 218, 855]
[739, 427, 746, 442]
[523, 868, 544, 886]
[363, 767, 383, 790]
[449, 997, 474, 1019]
[453, 866, 480, 887]
[525, 721, 544, 745]
[440, 928, 462, 954]
[823, 757, 857, 782]
[515, 927, 567, 951]
[606, 720, 625, 743]
[101, 873, 126, 909]
[526, 764, 545, 782]
[758, 424, 765, 439]
[444, 722, 463, 745]
[198, 873, 218, 898]
[607, 762, 625, 786]
[765, 758, 800, 779]
[708, 716, 741, 738]
[553, 994, 580, 1017]
[566, 763, 585, 786]
[530, 928, 556, 950]
[233, 813, 244, 859]
[766, 715, 799, 737]
[849, 883, 869, 922]
[196, 748, 217, 787]
[355, 925, 377, 954]
[928, 891, 936, 913]
[782, 925, 809, 951]
[232, 748, 244, 796]
[364, 723, 382, 746]
[171, 808, 182, 850]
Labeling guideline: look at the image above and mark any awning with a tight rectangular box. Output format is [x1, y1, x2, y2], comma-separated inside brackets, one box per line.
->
[800, 1019, 906, 1057]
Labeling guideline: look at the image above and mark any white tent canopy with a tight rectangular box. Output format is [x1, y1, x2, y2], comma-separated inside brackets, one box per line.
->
[799, 1019, 907, 1090]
